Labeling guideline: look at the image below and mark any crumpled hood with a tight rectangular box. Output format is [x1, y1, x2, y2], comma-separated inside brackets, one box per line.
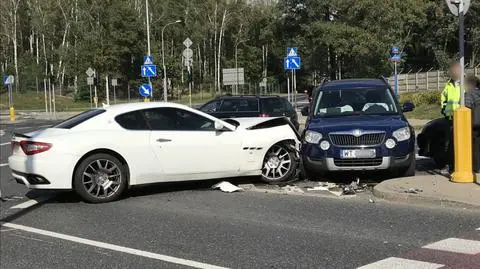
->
[307, 114, 408, 133]
[228, 117, 284, 129]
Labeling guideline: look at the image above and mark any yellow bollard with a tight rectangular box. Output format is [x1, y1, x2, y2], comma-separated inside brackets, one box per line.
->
[144, 98, 150, 102]
[451, 106, 475, 183]
[9, 107, 15, 122]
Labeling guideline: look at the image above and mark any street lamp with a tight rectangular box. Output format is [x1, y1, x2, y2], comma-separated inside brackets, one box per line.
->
[162, 19, 182, 102]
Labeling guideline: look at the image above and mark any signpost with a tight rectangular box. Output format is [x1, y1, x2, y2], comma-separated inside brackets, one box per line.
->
[86, 67, 98, 108]
[389, 46, 402, 96]
[139, 84, 152, 98]
[284, 47, 301, 106]
[446, 0, 475, 183]
[222, 68, 245, 88]
[111, 78, 118, 104]
[141, 55, 156, 102]
[3, 75, 15, 122]
[183, 38, 194, 106]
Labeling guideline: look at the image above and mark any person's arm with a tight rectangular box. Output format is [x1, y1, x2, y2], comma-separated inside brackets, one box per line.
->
[441, 83, 448, 116]
[465, 92, 474, 109]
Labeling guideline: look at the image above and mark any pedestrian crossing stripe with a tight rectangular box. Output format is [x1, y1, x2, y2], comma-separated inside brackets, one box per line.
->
[357, 257, 444, 269]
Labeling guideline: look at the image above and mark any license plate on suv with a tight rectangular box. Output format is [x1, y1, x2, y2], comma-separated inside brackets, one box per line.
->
[340, 149, 376, 159]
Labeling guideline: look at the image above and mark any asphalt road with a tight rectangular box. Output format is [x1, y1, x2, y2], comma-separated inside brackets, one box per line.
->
[1, 119, 479, 269]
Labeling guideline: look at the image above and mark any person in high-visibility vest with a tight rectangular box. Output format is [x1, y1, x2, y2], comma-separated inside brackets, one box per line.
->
[441, 62, 461, 119]
[440, 62, 461, 172]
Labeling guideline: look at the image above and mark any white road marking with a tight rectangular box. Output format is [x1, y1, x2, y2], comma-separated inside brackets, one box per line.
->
[476, 227, 480, 231]
[357, 257, 444, 269]
[0, 130, 5, 136]
[0, 222, 230, 269]
[10, 196, 51, 209]
[0, 163, 8, 167]
[423, 238, 480, 255]
[0, 142, 10, 146]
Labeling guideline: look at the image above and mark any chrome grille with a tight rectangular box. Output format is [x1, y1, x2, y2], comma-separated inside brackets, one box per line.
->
[329, 132, 386, 146]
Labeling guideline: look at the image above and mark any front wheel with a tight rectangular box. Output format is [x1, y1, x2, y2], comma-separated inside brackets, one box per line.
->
[73, 153, 127, 203]
[261, 143, 298, 183]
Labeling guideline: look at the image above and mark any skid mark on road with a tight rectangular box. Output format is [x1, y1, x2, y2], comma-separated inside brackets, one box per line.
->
[0, 222, 230, 269]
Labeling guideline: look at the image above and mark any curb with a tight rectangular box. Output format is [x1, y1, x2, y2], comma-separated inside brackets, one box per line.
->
[373, 183, 480, 208]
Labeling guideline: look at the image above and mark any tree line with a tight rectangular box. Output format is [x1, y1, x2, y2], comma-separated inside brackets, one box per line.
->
[0, 0, 479, 101]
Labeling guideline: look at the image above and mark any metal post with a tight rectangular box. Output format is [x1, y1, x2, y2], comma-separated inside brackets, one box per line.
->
[89, 85, 93, 108]
[162, 28, 167, 102]
[48, 78, 52, 113]
[293, 70, 297, 108]
[52, 83, 56, 118]
[127, 83, 131, 103]
[145, 0, 153, 99]
[105, 75, 110, 105]
[44, 79, 48, 113]
[459, 1, 465, 106]
[287, 75, 290, 102]
[235, 44, 238, 95]
[113, 85, 116, 104]
[394, 62, 398, 96]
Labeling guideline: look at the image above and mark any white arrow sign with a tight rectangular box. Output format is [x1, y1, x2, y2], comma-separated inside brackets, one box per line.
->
[291, 58, 299, 68]
[141, 85, 149, 95]
[183, 38, 193, 48]
[446, 0, 470, 16]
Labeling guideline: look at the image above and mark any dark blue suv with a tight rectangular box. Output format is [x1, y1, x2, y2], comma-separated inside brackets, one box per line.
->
[301, 79, 416, 178]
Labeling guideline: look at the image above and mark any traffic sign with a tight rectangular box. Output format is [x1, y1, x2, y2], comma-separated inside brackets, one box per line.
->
[111, 78, 118, 86]
[86, 67, 95, 77]
[3, 75, 14, 85]
[446, 0, 470, 16]
[390, 54, 401, 62]
[87, 77, 94, 85]
[284, 57, 301, 70]
[139, 84, 152, 97]
[183, 38, 193, 48]
[287, 47, 298, 57]
[141, 64, 157, 77]
[144, 55, 153, 65]
[391, 46, 400, 55]
[182, 48, 193, 60]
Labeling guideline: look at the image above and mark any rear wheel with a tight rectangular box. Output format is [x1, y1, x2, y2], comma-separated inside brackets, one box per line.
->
[261, 143, 298, 183]
[73, 153, 127, 203]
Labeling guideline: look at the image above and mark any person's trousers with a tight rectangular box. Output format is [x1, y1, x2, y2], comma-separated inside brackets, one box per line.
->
[473, 128, 480, 173]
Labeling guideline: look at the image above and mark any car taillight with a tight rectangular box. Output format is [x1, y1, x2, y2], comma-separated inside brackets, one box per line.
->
[19, 141, 52, 155]
[259, 113, 269, 117]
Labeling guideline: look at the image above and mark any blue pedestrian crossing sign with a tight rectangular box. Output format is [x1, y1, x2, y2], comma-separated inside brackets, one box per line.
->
[141, 64, 157, 77]
[139, 84, 152, 97]
[144, 55, 153, 65]
[287, 47, 298, 57]
[284, 57, 301, 70]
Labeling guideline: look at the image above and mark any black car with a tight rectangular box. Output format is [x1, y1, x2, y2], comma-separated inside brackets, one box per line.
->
[417, 118, 451, 168]
[199, 95, 300, 130]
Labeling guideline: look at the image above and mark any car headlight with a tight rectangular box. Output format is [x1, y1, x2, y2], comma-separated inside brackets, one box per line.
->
[393, 127, 411, 142]
[304, 130, 322, 144]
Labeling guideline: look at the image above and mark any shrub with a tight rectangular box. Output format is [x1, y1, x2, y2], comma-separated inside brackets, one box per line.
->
[399, 91, 440, 106]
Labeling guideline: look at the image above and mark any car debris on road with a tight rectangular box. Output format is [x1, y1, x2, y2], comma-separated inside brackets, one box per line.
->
[212, 181, 244, 193]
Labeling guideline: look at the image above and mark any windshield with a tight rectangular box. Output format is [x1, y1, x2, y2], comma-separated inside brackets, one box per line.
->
[313, 88, 399, 117]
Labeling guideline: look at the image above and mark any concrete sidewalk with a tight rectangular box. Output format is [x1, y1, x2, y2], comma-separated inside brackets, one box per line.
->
[373, 174, 480, 208]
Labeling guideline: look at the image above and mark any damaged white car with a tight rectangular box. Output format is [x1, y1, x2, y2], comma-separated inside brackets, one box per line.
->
[9, 102, 300, 203]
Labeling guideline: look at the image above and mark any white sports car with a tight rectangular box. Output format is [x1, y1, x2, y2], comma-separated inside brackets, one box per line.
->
[9, 102, 300, 203]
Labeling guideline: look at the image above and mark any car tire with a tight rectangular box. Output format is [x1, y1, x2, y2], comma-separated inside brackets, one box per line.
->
[73, 153, 127, 203]
[261, 143, 298, 184]
[397, 155, 416, 178]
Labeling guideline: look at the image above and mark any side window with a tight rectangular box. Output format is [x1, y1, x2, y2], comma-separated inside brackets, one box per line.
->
[115, 110, 149, 130]
[144, 108, 215, 131]
[263, 98, 287, 113]
[200, 100, 221, 113]
[219, 99, 259, 112]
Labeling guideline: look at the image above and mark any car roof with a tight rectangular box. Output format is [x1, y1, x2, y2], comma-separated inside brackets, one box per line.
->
[215, 95, 281, 99]
[101, 102, 192, 114]
[320, 79, 389, 90]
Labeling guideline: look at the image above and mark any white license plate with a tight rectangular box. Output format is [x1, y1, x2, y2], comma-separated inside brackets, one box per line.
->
[341, 149, 376, 159]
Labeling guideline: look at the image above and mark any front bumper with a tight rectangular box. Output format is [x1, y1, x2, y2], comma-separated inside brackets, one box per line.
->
[8, 153, 77, 189]
[303, 154, 411, 173]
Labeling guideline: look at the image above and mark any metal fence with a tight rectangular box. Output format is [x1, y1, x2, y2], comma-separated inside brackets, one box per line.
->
[386, 68, 480, 92]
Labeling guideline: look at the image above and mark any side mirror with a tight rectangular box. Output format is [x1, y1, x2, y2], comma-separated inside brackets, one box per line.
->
[214, 121, 224, 131]
[402, 101, 415, 113]
[301, 106, 310, 116]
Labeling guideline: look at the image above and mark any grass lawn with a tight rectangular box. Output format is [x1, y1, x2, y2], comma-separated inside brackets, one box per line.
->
[0, 92, 90, 111]
[403, 104, 442, 120]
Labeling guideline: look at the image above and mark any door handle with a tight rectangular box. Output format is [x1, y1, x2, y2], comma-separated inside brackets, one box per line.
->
[156, 138, 172, 143]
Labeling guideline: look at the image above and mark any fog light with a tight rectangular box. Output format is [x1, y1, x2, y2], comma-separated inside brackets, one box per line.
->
[320, 140, 331, 150]
[385, 138, 396, 149]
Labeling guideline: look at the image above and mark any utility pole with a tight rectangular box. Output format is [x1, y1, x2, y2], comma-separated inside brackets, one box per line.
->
[145, 0, 152, 99]
[162, 20, 182, 102]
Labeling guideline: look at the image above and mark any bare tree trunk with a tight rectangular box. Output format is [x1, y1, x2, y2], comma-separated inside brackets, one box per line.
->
[217, 9, 227, 93]
[213, 3, 217, 94]
[12, 0, 20, 92]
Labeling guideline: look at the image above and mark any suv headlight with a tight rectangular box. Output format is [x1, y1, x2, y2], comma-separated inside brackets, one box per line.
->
[393, 127, 411, 142]
[304, 130, 323, 144]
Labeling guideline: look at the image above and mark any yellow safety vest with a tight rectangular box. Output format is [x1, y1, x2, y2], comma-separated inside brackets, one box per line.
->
[441, 80, 461, 118]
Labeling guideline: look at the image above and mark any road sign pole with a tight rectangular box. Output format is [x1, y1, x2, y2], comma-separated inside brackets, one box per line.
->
[287, 75, 290, 102]
[291, 70, 294, 104]
[294, 70, 297, 109]
[459, 2, 465, 106]
[44, 79, 48, 113]
[8, 84, 14, 122]
[105, 75, 110, 105]
[394, 61, 398, 96]
[89, 85, 93, 108]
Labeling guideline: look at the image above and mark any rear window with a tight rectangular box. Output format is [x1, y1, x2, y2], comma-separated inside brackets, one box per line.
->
[262, 97, 291, 113]
[53, 109, 106, 129]
[219, 98, 259, 112]
[115, 110, 149, 130]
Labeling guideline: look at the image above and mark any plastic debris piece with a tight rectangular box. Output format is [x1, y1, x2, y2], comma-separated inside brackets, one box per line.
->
[405, 188, 423, 194]
[369, 198, 375, 203]
[212, 181, 244, 193]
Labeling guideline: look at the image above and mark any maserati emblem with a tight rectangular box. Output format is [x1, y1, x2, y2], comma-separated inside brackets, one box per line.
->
[352, 129, 363, 137]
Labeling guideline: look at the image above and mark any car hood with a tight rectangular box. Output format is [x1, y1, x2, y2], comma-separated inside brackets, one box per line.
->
[307, 114, 408, 133]
[227, 117, 282, 129]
